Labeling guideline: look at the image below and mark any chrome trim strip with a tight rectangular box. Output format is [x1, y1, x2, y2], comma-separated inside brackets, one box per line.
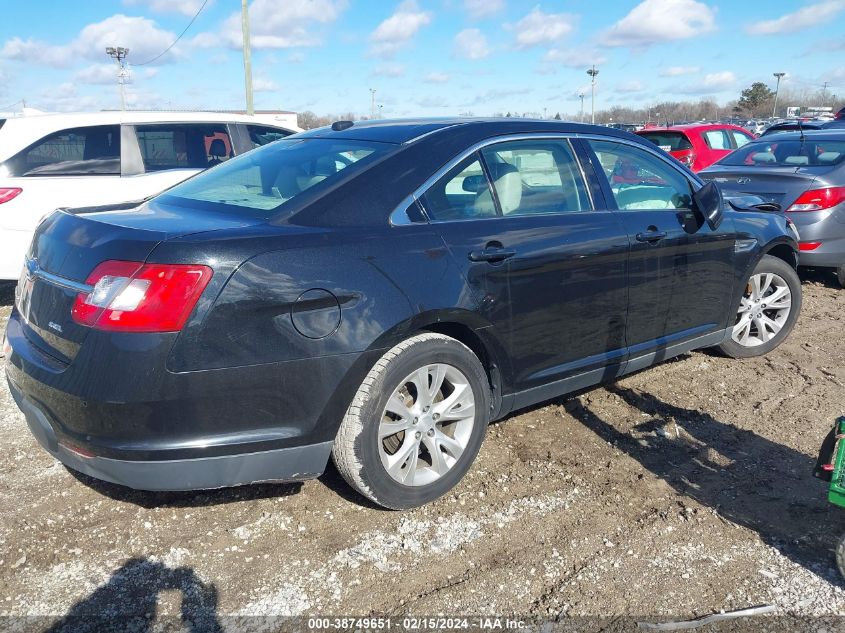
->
[388, 131, 703, 226]
[24, 258, 92, 294]
[402, 123, 465, 146]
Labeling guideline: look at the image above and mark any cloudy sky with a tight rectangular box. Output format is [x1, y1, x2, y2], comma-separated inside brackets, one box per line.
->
[1, 0, 843, 116]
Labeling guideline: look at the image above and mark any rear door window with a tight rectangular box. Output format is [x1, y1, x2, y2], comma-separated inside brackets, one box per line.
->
[701, 129, 732, 150]
[135, 124, 233, 171]
[246, 125, 291, 148]
[421, 155, 497, 221]
[7, 125, 121, 176]
[730, 129, 753, 148]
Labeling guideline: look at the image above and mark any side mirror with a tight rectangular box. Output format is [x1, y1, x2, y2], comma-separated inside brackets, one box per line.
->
[693, 181, 723, 230]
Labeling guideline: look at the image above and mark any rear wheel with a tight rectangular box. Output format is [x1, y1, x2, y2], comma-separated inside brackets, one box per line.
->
[717, 255, 802, 358]
[332, 333, 490, 509]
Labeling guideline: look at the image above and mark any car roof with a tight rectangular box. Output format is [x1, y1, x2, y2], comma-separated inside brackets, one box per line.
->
[637, 123, 747, 134]
[748, 129, 845, 141]
[296, 117, 637, 144]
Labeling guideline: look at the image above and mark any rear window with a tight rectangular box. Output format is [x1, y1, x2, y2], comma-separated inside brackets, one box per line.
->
[5, 125, 121, 176]
[159, 138, 390, 218]
[638, 132, 693, 152]
[718, 139, 845, 167]
[246, 124, 291, 148]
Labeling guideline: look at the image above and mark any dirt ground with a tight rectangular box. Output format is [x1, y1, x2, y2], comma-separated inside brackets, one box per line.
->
[1, 270, 844, 631]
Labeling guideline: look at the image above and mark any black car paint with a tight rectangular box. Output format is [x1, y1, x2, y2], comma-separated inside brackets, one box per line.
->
[4, 119, 798, 490]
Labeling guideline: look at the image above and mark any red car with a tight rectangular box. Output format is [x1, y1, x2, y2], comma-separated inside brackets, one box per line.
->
[636, 124, 755, 172]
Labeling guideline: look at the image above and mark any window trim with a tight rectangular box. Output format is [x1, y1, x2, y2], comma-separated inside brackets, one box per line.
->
[390, 134, 597, 226]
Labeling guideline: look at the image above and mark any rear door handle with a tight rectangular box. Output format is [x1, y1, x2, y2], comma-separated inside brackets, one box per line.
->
[468, 248, 516, 263]
[635, 230, 667, 243]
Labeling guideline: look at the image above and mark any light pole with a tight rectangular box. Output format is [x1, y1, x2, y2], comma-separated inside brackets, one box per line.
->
[241, 0, 254, 115]
[378, 104, 383, 119]
[579, 93, 585, 123]
[369, 88, 377, 119]
[586, 65, 599, 124]
[105, 46, 129, 110]
[772, 72, 785, 118]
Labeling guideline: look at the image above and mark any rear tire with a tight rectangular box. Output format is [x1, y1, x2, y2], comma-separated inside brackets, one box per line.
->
[332, 333, 490, 510]
[837, 265, 845, 289]
[837, 532, 845, 581]
[717, 255, 802, 359]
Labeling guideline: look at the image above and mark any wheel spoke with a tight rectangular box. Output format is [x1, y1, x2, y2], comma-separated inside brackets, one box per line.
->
[435, 430, 465, 461]
[422, 435, 449, 475]
[733, 313, 752, 344]
[765, 286, 790, 309]
[384, 394, 412, 420]
[433, 383, 474, 421]
[386, 435, 420, 482]
[760, 314, 781, 336]
[752, 315, 770, 342]
[379, 417, 414, 439]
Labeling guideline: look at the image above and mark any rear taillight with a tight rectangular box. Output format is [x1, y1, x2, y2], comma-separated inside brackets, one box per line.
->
[0, 188, 22, 204]
[787, 187, 845, 212]
[799, 241, 822, 251]
[71, 260, 213, 332]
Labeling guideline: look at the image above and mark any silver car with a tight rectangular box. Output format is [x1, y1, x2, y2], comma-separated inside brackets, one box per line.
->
[700, 130, 845, 287]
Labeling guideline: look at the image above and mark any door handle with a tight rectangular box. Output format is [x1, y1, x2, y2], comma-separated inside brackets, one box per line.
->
[635, 230, 667, 243]
[468, 247, 516, 263]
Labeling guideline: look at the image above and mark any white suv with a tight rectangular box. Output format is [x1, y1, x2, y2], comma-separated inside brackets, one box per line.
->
[0, 111, 297, 279]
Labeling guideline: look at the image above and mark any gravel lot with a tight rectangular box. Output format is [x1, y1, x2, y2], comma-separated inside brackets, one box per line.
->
[1, 271, 844, 630]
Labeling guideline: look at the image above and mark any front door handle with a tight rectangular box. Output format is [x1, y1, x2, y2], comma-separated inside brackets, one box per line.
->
[468, 247, 516, 263]
[635, 229, 668, 243]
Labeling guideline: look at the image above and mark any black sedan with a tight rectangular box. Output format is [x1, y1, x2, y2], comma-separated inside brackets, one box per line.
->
[4, 118, 801, 509]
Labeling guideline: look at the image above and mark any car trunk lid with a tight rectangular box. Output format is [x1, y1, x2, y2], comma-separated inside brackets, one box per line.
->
[699, 166, 824, 208]
[16, 200, 262, 364]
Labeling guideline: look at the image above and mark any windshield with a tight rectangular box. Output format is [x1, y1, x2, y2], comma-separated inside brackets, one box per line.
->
[638, 132, 693, 152]
[717, 138, 845, 167]
[159, 138, 392, 218]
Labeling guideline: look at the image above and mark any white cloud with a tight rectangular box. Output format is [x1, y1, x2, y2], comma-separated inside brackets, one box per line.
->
[601, 0, 716, 48]
[746, 0, 845, 35]
[660, 65, 700, 77]
[507, 7, 576, 49]
[424, 71, 450, 83]
[253, 78, 280, 92]
[463, 0, 505, 19]
[372, 63, 405, 78]
[123, 0, 209, 17]
[543, 48, 607, 68]
[453, 28, 490, 60]
[1, 15, 181, 68]
[417, 96, 449, 108]
[288, 52, 306, 63]
[74, 63, 121, 85]
[616, 80, 646, 93]
[196, 0, 347, 50]
[676, 70, 736, 94]
[369, 0, 432, 57]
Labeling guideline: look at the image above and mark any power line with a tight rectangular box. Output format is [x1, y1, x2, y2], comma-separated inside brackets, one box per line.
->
[135, 0, 210, 66]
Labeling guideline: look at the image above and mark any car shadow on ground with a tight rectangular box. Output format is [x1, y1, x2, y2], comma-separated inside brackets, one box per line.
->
[43, 557, 222, 633]
[0, 281, 14, 307]
[798, 267, 841, 289]
[65, 468, 304, 509]
[566, 384, 843, 585]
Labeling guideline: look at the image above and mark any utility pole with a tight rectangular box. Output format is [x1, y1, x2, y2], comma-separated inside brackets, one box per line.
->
[105, 47, 129, 111]
[369, 88, 377, 119]
[378, 104, 383, 119]
[586, 65, 599, 124]
[772, 72, 785, 118]
[241, 0, 254, 115]
[822, 81, 831, 104]
[579, 93, 585, 123]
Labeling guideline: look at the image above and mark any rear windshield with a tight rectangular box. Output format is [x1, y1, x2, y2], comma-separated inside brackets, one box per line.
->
[718, 138, 845, 167]
[159, 138, 391, 218]
[638, 132, 693, 152]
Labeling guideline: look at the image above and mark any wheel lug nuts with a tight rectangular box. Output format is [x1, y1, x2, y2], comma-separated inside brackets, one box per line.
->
[423, 405, 430, 412]
[415, 431, 421, 439]
[427, 429, 435, 437]
[432, 413, 440, 421]
[413, 417, 418, 424]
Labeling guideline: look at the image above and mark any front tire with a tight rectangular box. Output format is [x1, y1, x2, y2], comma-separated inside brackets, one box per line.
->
[332, 333, 490, 509]
[717, 255, 802, 359]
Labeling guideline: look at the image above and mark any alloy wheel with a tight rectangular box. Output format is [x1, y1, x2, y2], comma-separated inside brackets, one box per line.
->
[731, 272, 792, 347]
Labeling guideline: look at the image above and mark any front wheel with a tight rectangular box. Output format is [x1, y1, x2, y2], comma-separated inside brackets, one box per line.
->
[332, 333, 490, 509]
[716, 255, 802, 358]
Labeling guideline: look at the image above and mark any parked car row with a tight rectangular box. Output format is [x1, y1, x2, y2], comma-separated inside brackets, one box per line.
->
[0, 111, 296, 280]
[4, 117, 802, 509]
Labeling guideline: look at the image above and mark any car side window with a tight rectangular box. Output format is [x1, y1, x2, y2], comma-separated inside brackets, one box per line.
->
[135, 124, 233, 171]
[479, 140, 591, 215]
[702, 129, 732, 150]
[731, 130, 752, 148]
[420, 154, 498, 221]
[7, 125, 121, 177]
[588, 140, 694, 211]
[246, 125, 291, 148]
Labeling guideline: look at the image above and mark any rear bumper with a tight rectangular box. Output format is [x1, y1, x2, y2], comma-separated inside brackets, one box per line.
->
[790, 205, 845, 269]
[7, 375, 333, 491]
